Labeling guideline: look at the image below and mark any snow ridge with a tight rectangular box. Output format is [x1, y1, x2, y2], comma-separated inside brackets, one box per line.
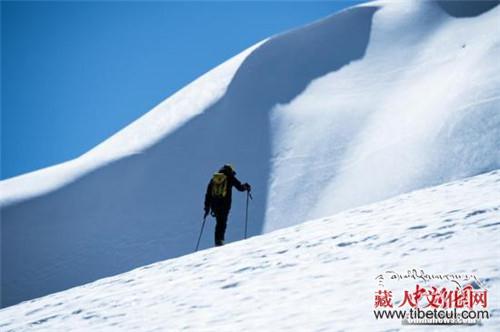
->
[1, 0, 499, 308]
[1, 169, 499, 331]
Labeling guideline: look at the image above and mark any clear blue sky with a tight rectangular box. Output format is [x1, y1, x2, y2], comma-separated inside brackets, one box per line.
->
[1, 1, 367, 180]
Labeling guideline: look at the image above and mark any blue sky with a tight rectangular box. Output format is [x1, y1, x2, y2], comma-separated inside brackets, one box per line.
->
[1, 1, 366, 179]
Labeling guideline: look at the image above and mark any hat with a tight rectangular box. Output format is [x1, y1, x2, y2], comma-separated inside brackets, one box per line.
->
[220, 164, 236, 175]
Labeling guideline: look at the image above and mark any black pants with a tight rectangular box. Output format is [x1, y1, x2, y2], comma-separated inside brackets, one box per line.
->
[214, 211, 229, 246]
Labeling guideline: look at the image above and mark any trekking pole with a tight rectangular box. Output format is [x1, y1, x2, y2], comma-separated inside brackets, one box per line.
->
[244, 191, 253, 239]
[195, 216, 207, 252]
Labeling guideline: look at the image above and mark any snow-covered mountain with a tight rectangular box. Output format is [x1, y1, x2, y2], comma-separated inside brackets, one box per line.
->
[1, 170, 499, 331]
[1, 0, 499, 308]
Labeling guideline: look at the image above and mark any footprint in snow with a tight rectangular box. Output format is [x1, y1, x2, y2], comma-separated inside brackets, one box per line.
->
[360, 235, 378, 242]
[479, 221, 500, 229]
[438, 223, 456, 230]
[375, 238, 398, 248]
[337, 241, 357, 247]
[465, 209, 488, 218]
[407, 225, 427, 230]
[26, 307, 45, 316]
[30, 315, 59, 326]
[422, 231, 454, 239]
[233, 266, 261, 273]
[221, 282, 239, 289]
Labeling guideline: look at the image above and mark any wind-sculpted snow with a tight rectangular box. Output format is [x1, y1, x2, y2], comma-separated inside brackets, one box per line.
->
[0, 42, 262, 308]
[266, 0, 500, 231]
[1, 0, 499, 308]
[1, 170, 499, 331]
[1, 3, 379, 307]
[0, 42, 263, 207]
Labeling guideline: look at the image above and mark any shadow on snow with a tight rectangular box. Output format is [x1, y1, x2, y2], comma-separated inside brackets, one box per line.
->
[1, 6, 379, 307]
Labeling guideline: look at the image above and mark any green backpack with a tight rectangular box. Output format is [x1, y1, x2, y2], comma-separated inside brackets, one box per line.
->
[211, 173, 228, 198]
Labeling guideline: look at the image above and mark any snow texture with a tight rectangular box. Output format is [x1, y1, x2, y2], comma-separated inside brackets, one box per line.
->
[0, 42, 264, 307]
[1, 0, 500, 308]
[1, 169, 499, 331]
[266, 0, 500, 231]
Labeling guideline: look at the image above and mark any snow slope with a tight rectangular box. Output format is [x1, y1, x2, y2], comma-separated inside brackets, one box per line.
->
[266, 0, 500, 231]
[1, 0, 500, 307]
[1, 169, 499, 331]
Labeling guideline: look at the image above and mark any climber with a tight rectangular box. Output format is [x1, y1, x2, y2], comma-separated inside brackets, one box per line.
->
[204, 164, 251, 246]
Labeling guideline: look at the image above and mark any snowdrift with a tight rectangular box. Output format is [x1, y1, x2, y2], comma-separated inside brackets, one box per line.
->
[1, 170, 499, 331]
[1, 0, 499, 307]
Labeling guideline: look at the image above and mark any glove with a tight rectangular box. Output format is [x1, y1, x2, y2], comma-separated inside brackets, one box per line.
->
[244, 183, 251, 192]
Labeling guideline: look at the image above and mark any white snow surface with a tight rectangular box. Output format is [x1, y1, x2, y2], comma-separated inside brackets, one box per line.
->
[1, 169, 499, 331]
[1, 0, 500, 308]
[266, 0, 500, 231]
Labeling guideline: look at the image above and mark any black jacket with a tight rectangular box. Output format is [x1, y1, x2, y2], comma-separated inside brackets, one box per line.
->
[205, 169, 246, 214]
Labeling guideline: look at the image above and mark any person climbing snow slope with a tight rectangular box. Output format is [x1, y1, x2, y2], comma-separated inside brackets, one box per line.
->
[204, 164, 251, 246]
